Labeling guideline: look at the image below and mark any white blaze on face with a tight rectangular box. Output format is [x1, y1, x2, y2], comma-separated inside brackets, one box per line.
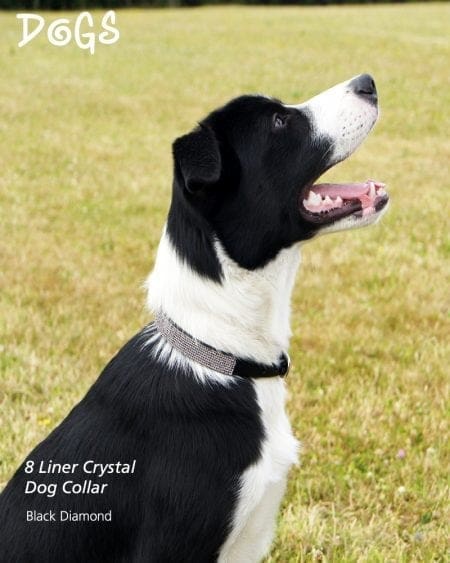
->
[290, 76, 379, 164]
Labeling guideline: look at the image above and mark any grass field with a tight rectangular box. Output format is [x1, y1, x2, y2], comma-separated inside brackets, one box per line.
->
[0, 3, 449, 561]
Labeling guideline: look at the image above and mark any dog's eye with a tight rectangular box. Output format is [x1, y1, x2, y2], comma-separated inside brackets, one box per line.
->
[273, 114, 287, 129]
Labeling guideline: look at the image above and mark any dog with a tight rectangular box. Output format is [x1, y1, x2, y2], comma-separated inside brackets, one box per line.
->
[0, 74, 388, 563]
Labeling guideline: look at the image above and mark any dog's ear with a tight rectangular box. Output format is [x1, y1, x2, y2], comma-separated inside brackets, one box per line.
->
[173, 124, 222, 194]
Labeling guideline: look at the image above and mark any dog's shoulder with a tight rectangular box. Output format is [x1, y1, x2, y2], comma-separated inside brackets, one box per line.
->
[0, 324, 268, 563]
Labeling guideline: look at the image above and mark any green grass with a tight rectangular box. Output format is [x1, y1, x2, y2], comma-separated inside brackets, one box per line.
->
[0, 3, 449, 561]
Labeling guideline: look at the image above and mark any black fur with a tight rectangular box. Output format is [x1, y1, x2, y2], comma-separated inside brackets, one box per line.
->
[167, 95, 332, 279]
[0, 326, 264, 562]
[0, 94, 335, 562]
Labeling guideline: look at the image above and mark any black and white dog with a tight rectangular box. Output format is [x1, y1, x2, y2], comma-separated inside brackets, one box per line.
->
[0, 74, 388, 562]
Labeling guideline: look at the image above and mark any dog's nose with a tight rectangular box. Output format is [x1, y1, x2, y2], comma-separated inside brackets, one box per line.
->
[349, 74, 377, 104]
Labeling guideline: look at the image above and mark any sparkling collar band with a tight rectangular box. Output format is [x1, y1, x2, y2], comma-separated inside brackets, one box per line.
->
[154, 312, 290, 379]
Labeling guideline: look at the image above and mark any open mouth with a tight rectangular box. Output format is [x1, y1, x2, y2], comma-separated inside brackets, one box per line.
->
[299, 180, 389, 225]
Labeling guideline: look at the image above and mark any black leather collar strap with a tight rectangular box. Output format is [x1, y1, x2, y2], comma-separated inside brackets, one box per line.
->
[154, 311, 290, 379]
[234, 354, 290, 378]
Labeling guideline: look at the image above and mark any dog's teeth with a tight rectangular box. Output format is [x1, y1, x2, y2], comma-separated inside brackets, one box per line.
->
[307, 190, 317, 204]
[336, 196, 343, 204]
[312, 191, 322, 205]
[369, 182, 376, 198]
[377, 187, 386, 196]
[304, 190, 323, 208]
[324, 195, 332, 205]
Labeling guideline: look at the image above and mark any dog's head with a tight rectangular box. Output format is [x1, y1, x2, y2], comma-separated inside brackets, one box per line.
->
[169, 74, 389, 275]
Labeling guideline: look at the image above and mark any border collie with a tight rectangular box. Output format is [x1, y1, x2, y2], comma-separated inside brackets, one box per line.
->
[0, 74, 388, 563]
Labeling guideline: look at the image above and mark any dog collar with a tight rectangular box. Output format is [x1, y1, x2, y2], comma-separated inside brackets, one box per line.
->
[154, 312, 290, 379]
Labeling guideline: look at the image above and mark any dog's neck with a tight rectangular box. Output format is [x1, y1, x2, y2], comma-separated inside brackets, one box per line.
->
[146, 228, 301, 365]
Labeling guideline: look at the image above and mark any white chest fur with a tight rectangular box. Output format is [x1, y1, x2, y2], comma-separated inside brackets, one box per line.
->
[146, 229, 301, 366]
[218, 377, 299, 563]
[146, 229, 302, 561]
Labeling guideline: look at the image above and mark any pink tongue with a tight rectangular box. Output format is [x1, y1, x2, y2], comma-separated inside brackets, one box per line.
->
[312, 182, 371, 200]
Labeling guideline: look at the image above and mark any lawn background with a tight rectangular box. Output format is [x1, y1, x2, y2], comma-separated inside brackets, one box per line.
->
[0, 4, 448, 561]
